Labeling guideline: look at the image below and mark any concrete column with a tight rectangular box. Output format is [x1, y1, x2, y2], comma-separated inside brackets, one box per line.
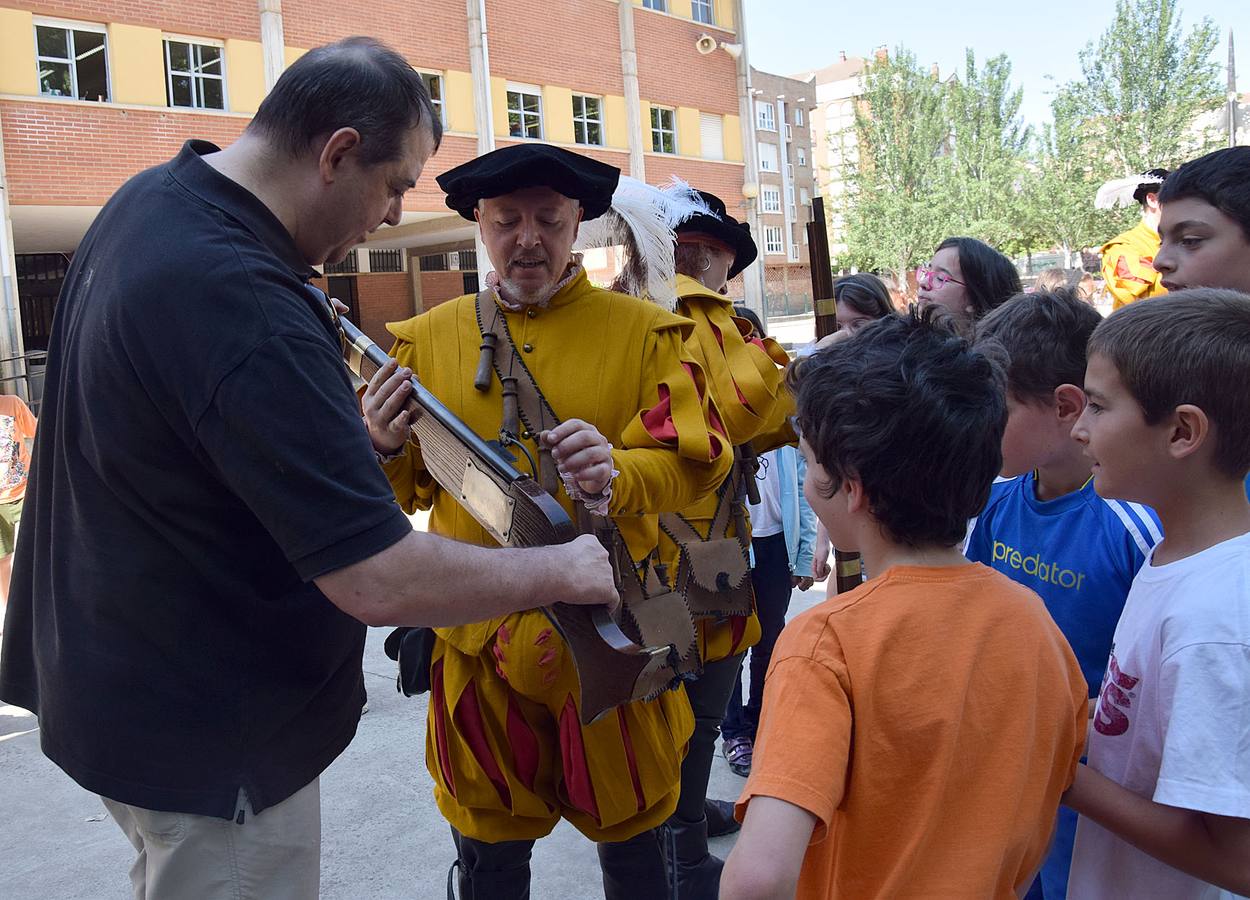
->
[467, 0, 496, 286]
[732, 0, 765, 321]
[258, 0, 286, 92]
[618, 1, 647, 180]
[0, 106, 28, 400]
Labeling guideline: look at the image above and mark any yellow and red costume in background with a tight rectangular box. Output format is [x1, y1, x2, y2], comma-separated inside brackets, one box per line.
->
[665, 274, 794, 665]
[1100, 220, 1166, 310]
[381, 268, 731, 843]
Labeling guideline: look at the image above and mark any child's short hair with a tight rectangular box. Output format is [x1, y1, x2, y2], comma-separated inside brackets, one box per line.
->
[1158, 147, 1250, 243]
[787, 307, 1006, 547]
[1089, 289, 1250, 478]
[834, 273, 894, 319]
[975, 289, 1103, 402]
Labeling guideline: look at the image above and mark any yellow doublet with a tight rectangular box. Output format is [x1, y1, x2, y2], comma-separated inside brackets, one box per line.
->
[381, 268, 731, 842]
[668, 275, 795, 664]
[1101, 220, 1167, 310]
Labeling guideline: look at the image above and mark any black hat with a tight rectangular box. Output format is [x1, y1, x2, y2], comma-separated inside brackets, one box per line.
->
[675, 191, 758, 280]
[1132, 168, 1170, 205]
[437, 144, 620, 222]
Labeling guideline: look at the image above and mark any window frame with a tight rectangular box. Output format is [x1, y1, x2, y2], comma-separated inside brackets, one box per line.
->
[691, 0, 715, 24]
[761, 185, 782, 214]
[797, 146, 807, 167]
[419, 71, 446, 127]
[642, 0, 668, 10]
[572, 93, 604, 147]
[764, 226, 784, 256]
[795, 107, 805, 126]
[506, 84, 544, 140]
[163, 35, 227, 111]
[757, 141, 779, 172]
[650, 105, 677, 155]
[756, 100, 775, 132]
[33, 19, 111, 102]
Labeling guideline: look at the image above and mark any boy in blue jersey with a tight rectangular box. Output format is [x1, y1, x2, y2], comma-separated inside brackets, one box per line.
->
[967, 288, 1161, 900]
[1151, 146, 1250, 501]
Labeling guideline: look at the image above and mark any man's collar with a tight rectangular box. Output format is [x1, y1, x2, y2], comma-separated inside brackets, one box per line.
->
[168, 140, 320, 282]
[487, 254, 585, 311]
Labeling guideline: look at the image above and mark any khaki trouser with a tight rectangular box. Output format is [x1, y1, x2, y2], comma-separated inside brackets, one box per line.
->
[102, 778, 320, 900]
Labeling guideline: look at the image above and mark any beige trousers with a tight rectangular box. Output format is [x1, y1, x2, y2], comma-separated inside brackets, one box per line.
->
[102, 778, 320, 900]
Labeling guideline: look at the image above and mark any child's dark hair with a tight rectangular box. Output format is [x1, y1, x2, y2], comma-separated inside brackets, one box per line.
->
[935, 236, 1023, 319]
[975, 289, 1103, 402]
[1158, 148, 1250, 243]
[786, 307, 1006, 546]
[834, 273, 894, 319]
[733, 304, 766, 338]
[1089, 288, 1250, 478]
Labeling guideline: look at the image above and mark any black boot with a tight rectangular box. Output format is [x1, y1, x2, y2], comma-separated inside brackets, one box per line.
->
[704, 798, 741, 837]
[599, 827, 674, 900]
[666, 816, 722, 900]
[447, 829, 533, 900]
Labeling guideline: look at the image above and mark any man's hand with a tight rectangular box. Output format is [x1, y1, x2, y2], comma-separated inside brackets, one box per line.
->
[791, 575, 815, 591]
[541, 420, 614, 495]
[362, 359, 416, 455]
[812, 524, 832, 581]
[547, 534, 618, 609]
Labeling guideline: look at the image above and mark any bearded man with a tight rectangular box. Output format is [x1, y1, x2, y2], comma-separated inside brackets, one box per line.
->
[363, 143, 730, 899]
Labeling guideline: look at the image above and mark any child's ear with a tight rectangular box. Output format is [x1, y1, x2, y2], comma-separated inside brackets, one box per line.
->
[1167, 404, 1210, 462]
[844, 475, 867, 515]
[1054, 384, 1086, 424]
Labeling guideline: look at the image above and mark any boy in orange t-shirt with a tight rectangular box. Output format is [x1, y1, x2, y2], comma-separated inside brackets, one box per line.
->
[0, 393, 37, 624]
[721, 310, 1089, 900]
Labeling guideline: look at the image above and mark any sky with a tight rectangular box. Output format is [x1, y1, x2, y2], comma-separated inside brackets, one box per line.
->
[744, 0, 1249, 130]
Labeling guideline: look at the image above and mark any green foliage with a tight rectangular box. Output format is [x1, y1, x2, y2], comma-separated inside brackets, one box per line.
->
[833, 0, 1225, 274]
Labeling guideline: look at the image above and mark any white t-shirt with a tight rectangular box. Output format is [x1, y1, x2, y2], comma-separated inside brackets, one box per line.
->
[1068, 530, 1250, 900]
[748, 449, 784, 538]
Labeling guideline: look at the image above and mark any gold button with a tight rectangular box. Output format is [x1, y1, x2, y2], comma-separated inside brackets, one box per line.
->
[526, 309, 537, 318]
[523, 343, 534, 353]
[522, 430, 533, 440]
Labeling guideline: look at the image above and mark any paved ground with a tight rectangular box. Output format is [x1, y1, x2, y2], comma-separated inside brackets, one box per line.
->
[0, 585, 823, 899]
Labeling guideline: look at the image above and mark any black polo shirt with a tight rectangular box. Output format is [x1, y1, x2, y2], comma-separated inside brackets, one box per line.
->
[0, 141, 412, 818]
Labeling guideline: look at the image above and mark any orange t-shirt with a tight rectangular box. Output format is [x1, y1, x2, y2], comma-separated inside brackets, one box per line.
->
[0, 394, 37, 504]
[736, 563, 1088, 899]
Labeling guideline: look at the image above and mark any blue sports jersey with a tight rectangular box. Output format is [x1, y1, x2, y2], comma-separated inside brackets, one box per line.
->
[965, 472, 1161, 900]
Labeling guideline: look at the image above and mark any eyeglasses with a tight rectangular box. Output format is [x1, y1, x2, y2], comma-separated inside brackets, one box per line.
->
[917, 265, 964, 289]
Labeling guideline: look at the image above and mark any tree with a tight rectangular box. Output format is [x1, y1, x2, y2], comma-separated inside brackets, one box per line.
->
[1065, 0, 1222, 174]
[944, 51, 1033, 255]
[839, 47, 951, 278]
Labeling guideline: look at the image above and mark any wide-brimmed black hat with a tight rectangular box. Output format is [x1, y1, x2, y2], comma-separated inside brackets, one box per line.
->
[675, 191, 758, 280]
[437, 144, 620, 222]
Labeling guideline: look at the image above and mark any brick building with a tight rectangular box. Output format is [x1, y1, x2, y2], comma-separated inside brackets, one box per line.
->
[0, 0, 755, 390]
[748, 67, 814, 317]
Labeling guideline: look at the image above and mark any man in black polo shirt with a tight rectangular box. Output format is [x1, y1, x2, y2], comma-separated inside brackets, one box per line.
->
[0, 37, 613, 900]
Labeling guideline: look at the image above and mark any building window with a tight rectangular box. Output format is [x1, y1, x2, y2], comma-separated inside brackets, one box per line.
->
[764, 227, 784, 256]
[572, 95, 603, 146]
[800, 187, 810, 206]
[756, 101, 775, 131]
[797, 147, 807, 167]
[789, 243, 801, 262]
[420, 72, 445, 126]
[324, 250, 359, 274]
[651, 106, 676, 154]
[758, 142, 779, 172]
[691, 0, 714, 24]
[787, 163, 795, 180]
[699, 112, 724, 161]
[761, 186, 782, 213]
[642, 0, 668, 10]
[164, 40, 224, 110]
[507, 87, 543, 139]
[35, 23, 109, 102]
[369, 249, 405, 273]
[785, 123, 793, 141]
[419, 253, 450, 272]
[795, 107, 804, 126]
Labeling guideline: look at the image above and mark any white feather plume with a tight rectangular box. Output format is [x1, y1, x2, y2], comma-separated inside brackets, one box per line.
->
[1095, 171, 1165, 209]
[574, 176, 710, 307]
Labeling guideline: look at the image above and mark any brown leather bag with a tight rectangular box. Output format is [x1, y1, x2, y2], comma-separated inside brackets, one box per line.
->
[660, 468, 755, 619]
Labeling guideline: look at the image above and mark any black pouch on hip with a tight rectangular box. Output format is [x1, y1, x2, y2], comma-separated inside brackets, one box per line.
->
[382, 627, 436, 697]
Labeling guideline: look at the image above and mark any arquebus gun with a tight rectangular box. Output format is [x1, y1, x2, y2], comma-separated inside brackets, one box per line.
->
[318, 287, 694, 724]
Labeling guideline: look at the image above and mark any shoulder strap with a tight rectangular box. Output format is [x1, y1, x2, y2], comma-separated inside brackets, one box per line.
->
[474, 290, 560, 437]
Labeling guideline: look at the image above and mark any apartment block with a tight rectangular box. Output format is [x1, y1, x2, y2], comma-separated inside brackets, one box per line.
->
[748, 66, 815, 317]
[0, 0, 752, 374]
